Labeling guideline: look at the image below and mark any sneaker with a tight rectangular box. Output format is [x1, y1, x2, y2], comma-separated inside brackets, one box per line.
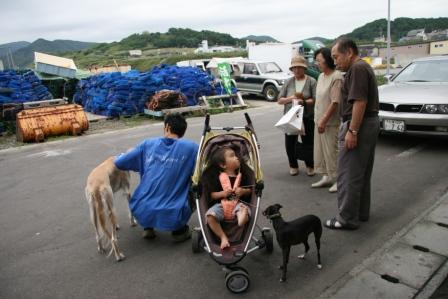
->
[311, 175, 332, 188]
[142, 228, 156, 239]
[289, 167, 299, 176]
[329, 182, 337, 193]
[306, 167, 315, 177]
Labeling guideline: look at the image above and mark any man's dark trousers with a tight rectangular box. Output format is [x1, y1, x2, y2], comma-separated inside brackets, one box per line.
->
[336, 116, 380, 228]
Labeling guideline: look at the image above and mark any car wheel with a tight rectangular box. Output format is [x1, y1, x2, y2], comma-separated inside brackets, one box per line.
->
[263, 85, 278, 102]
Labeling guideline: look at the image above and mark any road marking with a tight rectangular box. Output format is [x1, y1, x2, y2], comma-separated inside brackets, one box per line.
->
[395, 144, 426, 159]
[27, 149, 72, 158]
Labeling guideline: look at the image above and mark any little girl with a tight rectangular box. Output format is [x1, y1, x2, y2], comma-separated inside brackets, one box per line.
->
[202, 146, 253, 249]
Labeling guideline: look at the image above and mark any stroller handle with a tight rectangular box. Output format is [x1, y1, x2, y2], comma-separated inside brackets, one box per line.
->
[203, 114, 211, 135]
[244, 113, 252, 126]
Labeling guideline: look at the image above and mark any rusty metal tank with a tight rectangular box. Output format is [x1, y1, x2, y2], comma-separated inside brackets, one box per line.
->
[16, 103, 89, 142]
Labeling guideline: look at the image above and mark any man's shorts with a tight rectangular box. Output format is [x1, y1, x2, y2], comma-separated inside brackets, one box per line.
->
[206, 202, 251, 222]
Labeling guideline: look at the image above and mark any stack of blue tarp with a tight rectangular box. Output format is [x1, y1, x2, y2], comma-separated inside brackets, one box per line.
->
[0, 70, 53, 104]
[74, 65, 222, 117]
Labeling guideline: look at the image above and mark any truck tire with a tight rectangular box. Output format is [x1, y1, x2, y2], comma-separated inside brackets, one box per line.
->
[263, 85, 278, 102]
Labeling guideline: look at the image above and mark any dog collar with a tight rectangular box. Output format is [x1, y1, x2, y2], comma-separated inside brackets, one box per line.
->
[267, 213, 281, 219]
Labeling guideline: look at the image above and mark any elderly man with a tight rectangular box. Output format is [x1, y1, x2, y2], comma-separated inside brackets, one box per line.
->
[325, 38, 380, 230]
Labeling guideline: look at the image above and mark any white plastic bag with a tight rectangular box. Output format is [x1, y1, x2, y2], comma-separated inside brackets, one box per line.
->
[275, 105, 304, 135]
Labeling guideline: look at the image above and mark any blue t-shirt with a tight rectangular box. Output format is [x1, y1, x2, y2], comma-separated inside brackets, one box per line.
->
[114, 137, 198, 231]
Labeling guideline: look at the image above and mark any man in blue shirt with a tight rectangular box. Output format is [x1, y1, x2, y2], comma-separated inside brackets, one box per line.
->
[115, 114, 199, 241]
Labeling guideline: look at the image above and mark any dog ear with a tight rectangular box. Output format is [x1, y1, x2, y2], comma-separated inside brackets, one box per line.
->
[275, 203, 283, 210]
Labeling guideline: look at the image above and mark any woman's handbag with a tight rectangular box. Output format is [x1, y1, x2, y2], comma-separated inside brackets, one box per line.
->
[274, 105, 304, 135]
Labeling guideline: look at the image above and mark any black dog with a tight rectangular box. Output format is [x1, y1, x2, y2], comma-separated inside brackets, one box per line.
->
[263, 204, 322, 282]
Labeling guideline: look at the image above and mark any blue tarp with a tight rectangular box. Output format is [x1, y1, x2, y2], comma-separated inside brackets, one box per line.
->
[73, 65, 227, 117]
[0, 70, 53, 104]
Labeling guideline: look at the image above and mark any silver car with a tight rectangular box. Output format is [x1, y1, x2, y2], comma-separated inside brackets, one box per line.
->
[378, 56, 448, 136]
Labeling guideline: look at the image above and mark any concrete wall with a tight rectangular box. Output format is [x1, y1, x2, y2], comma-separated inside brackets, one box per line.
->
[379, 43, 430, 67]
[430, 40, 448, 55]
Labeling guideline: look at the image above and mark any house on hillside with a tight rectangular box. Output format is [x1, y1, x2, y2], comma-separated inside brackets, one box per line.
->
[89, 64, 131, 74]
[427, 29, 448, 41]
[129, 50, 142, 57]
[374, 35, 386, 43]
[358, 44, 379, 58]
[194, 40, 239, 53]
[399, 29, 427, 43]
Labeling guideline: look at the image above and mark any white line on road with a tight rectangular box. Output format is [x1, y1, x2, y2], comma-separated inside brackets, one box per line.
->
[393, 144, 427, 160]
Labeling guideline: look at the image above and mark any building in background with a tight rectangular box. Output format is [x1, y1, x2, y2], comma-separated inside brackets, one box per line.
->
[399, 29, 428, 43]
[430, 40, 448, 55]
[427, 29, 448, 41]
[129, 50, 142, 57]
[194, 40, 239, 54]
[379, 42, 430, 67]
[34, 52, 77, 78]
[89, 64, 131, 74]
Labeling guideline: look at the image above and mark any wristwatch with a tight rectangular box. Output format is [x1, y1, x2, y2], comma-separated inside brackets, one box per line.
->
[348, 128, 358, 136]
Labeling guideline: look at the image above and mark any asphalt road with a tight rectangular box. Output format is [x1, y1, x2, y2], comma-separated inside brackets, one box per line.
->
[1, 101, 447, 299]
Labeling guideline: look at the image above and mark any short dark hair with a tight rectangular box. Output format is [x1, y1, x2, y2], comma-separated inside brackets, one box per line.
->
[164, 114, 187, 137]
[334, 38, 359, 56]
[314, 47, 336, 70]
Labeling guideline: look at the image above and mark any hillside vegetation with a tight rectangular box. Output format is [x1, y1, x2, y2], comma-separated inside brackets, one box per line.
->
[343, 17, 448, 42]
[0, 39, 97, 68]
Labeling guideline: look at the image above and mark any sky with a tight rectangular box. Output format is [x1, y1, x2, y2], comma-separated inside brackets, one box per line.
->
[0, 0, 447, 45]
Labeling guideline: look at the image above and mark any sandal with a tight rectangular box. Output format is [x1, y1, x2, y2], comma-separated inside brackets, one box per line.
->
[324, 218, 358, 230]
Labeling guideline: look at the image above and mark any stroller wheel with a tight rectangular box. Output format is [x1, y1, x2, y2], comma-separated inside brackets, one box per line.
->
[192, 229, 203, 253]
[225, 265, 249, 276]
[225, 270, 250, 294]
[262, 229, 274, 253]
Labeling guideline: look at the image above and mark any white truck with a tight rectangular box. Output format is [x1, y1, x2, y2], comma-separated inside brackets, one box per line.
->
[248, 40, 324, 79]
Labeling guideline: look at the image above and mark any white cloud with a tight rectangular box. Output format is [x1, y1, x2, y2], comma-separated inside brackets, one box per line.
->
[0, 0, 447, 44]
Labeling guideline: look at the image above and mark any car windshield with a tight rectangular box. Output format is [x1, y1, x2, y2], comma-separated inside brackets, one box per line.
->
[393, 60, 448, 83]
[259, 62, 282, 73]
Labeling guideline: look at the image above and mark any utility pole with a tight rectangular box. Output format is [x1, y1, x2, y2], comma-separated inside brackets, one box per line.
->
[387, 0, 391, 76]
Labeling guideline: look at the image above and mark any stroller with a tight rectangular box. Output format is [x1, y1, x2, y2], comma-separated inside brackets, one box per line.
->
[191, 113, 273, 293]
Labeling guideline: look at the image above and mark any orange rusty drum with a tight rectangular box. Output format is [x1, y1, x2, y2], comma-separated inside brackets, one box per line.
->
[16, 104, 89, 142]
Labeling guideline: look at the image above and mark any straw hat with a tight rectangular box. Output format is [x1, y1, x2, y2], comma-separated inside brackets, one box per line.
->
[289, 55, 308, 70]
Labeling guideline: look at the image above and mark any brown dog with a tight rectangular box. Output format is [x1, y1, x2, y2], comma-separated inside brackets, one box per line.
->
[85, 156, 136, 261]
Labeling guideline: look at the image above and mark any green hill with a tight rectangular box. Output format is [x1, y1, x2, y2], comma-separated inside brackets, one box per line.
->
[62, 28, 247, 71]
[0, 41, 30, 56]
[1, 39, 97, 69]
[241, 35, 279, 43]
[342, 17, 448, 42]
[100, 28, 243, 51]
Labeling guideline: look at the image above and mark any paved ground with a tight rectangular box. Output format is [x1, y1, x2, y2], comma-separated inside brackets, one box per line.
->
[0, 100, 447, 298]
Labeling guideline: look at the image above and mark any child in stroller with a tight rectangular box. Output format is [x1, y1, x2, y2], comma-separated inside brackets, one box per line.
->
[202, 146, 254, 249]
[191, 113, 273, 293]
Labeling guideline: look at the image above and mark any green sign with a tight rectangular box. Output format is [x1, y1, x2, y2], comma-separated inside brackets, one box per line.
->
[217, 62, 232, 95]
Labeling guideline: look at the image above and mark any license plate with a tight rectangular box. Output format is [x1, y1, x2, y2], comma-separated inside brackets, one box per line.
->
[384, 119, 405, 132]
